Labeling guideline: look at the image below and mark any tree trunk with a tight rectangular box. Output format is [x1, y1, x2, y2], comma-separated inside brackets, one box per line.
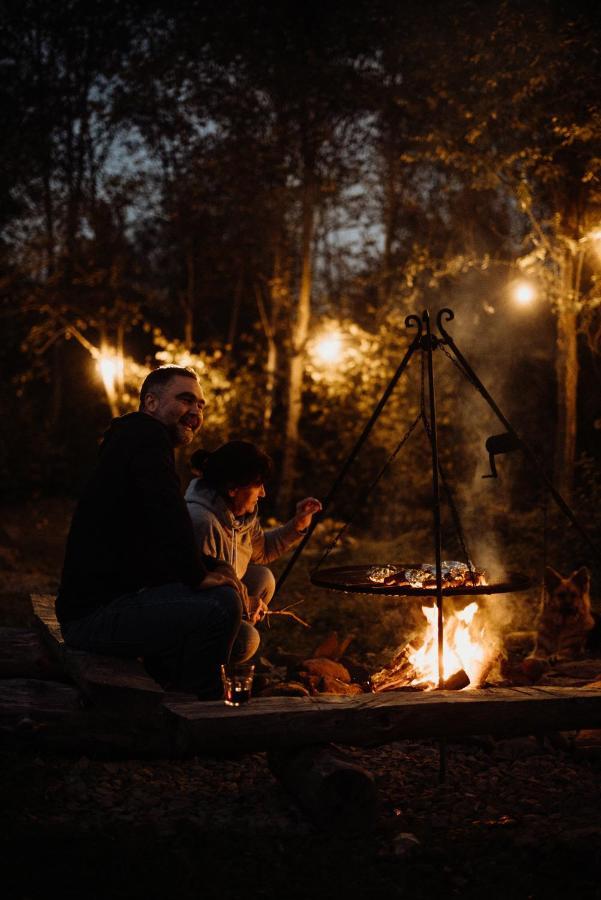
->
[277, 174, 315, 517]
[554, 261, 578, 502]
[378, 122, 398, 313]
[255, 247, 287, 436]
[183, 250, 195, 349]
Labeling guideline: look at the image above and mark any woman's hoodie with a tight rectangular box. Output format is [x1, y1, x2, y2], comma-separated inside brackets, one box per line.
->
[184, 478, 302, 578]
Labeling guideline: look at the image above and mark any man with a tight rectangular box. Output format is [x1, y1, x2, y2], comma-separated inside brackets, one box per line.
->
[56, 364, 244, 699]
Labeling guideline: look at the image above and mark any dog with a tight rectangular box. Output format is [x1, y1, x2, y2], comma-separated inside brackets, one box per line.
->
[528, 566, 595, 664]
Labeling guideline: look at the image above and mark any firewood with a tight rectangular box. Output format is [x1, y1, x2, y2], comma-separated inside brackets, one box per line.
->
[443, 669, 470, 691]
[372, 656, 419, 692]
[311, 633, 355, 662]
[267, 743, 377, 832]
[299, 674, 322, 694]
[339, 657, 373, 691]
[312, 632, 341, 660]
[319, 676, 363, 695]
[301, 658, 351, 683]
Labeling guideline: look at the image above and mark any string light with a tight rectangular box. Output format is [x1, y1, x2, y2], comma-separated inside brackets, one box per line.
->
[313, 331, 343, 365]
[512, 280, 537, 307]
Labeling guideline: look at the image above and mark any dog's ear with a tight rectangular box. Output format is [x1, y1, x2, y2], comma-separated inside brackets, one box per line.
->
[544, 566, 563, 592]
[571, 566, 590, 593]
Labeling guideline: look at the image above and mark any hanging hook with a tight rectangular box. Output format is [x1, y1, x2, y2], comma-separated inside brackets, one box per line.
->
[483, 432, 522, 478]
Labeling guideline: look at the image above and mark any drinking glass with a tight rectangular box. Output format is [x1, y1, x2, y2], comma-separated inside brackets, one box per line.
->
[220, 663, 255, 706]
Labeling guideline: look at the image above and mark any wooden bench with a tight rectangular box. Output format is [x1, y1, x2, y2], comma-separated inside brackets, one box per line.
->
[30, 594, 165, 715]
[165, 684, 601, 755]
[22, 595, 601, 757]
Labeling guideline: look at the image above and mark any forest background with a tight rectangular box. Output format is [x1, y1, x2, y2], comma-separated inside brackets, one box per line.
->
[1, 0, 601, 635]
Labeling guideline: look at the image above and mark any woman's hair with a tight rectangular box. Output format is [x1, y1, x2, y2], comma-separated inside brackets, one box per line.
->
[190, 441, 273, 494]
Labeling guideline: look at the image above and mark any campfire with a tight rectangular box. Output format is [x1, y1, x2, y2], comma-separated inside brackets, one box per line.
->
[310, 558, 531, 694]
[259, 563, 507, 699]
[371, 598, 503, 693]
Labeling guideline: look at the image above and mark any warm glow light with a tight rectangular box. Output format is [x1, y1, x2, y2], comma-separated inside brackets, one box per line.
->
[313, 331, 343, 365]
[512, 280, 537, 307]
[584, 227, 601, 243]
[97, 350, 123, 398]
[585, 228, 601, 258]
[408, 602, 500, 689]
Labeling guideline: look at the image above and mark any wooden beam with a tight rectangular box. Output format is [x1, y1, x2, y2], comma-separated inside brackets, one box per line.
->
[165, 685, 601, 755]
[30, 594, 165, 714]
[0, 627, 63, 679]
[0, 677, 178, 757]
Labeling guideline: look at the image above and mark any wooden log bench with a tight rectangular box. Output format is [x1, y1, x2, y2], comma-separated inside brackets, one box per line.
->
[16, 595, 601, 754]
[164, 684, 601, 755]
[6, 595, 600, 753]
[29, 594, 165, 715]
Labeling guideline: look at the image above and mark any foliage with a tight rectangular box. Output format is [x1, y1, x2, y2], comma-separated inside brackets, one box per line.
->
[0, 0, 599, 568]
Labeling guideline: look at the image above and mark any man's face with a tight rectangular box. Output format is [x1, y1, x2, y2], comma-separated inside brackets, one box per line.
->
[228, 482, 266, 517]
[143, 375, 206, 446]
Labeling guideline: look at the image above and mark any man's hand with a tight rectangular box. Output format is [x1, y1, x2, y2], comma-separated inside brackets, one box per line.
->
[293, 497, 322, 533]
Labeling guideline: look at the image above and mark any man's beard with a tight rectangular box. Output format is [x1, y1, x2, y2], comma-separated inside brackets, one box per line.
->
[167, 420, 196, 447]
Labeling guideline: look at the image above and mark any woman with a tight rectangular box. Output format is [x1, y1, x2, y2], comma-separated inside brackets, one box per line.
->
[185, 440, 321, 661]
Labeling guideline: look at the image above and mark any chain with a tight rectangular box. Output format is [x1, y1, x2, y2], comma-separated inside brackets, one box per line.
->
[420, 375, 476, 584]
[439, 342, 481, 393]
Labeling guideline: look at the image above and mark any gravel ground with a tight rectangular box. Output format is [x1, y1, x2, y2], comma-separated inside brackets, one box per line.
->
[2, 733, 601, 900]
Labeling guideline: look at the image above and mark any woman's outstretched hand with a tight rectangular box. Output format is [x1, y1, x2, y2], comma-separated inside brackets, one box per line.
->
[293, 497, 323, 533]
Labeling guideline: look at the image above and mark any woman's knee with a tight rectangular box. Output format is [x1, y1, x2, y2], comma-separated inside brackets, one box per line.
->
[231, 621, 260, 662]
[243, 565, 276, 605]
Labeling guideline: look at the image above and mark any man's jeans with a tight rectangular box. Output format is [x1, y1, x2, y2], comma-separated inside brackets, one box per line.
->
[61, 582, 242, 700]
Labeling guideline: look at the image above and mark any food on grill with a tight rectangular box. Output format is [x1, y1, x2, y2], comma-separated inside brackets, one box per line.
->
[365, 565, 401, 583]
[367, 561, 487, 589]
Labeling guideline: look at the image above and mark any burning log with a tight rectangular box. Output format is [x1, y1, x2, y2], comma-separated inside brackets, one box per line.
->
[371, 642, 424, 693]
[443, 669, 470, 691]
[267, 744, 377, 832]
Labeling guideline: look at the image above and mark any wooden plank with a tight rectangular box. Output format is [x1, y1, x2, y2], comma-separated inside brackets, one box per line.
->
[165, 685, 601, 755]
[0, 678, 178, 757]
[0, 677, 83, 726]
[0, 627, 63, 679]
[30, 594, 165, 714]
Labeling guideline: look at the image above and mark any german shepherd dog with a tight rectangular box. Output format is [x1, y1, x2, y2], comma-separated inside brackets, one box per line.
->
[529, 566, 595, 662]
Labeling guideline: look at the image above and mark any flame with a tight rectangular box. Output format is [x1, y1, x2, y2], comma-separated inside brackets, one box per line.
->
[408, 601, 500, 689]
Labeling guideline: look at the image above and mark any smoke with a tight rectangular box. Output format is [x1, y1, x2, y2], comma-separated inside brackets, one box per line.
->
[432, 299, 541, 636]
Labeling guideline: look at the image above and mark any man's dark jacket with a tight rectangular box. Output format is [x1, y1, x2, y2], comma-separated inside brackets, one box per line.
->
[56, 412, 211, 624]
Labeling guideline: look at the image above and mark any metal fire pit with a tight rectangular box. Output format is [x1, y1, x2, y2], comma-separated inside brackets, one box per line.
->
[310, 565, 533, 597]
